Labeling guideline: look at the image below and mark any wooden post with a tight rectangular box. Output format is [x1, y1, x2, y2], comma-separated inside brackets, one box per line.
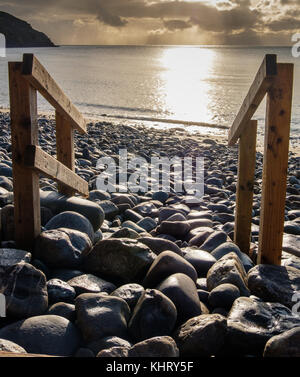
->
[258, 63, 294, 265]
[9, 62, 41, 250]
[234, 120, 257, 255]
[56, 111, 76, 196]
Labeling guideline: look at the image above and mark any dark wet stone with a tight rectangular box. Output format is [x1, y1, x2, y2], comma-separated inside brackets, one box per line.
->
[97, 346, 129, 357]
[128, 336, 179, 357]
[45, 211, 95, 242]
[211, 242, 254, 272]
[46, 279, 76, 304]
[50, 269, 84, 282]
[152, 191, 169, 204]
[0, 249, 31, 267]
[158, 221, 191, 239]
[188, 227, 215, 247]
[111, 227, 140, 239]
[156, 273, 201, 325]
[199, 231, 228, 252]
[40, 190, 104, 231]
[35, 228, 92, 269]
[174, 314, 227, 357]
[75, 293, 131, 343]
[143, 251, 197, 288]
[139, 236, 183, 256]
[47, 302, 76, 322]
[110, 284, 144, 309]
[247, 264, 300, 309]
[87, 336, 132, 355]
[208, 283, 240, 310]
[0, 262, 48, 318]
[264, 327, 300, 357]
[136, 217, 157, 232]
[97, 200, 119, 221]
[225, 297, 300, 356]
[184, 249, 216, 278]
[0, 315, 80, 356]
[128, 289, 177, 342]
[0, 338, 27, 354]
[207, 252, 250, 296]
[83, 238, 156, 285]
[68, 273, 116, 295]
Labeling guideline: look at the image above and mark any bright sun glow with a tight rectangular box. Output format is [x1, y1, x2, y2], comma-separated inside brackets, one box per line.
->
[159, 47, 217, 124]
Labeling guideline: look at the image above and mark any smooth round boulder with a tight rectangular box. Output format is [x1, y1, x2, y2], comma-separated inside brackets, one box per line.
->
[83, 238, 156, 285]
[139, 237, 183, 256]
[47, 302, 76, 322]
[128, 289, 177, 342]
[68, 273, 116, 295]
[46, 279, 76, 304]
[0, 315, 80, 356]
[156, 273, 202, 325]
[128, 336, 179, 357]
[45, 211, 95, 243]
[110, 284, 145, 309]
[199, 231, 228, 252]
[0, 338, 27, 354]
[87, 336, 132, 355]
[75, 293, 131, 343]
[40, 190, 104, 231]
[174, 314, 227, 357]
[143, 251, 198, 288]
[264, 327, 300, 357]
[0, 248, 31, 267]
[184, 249, 217, 277]
[208, 283, 240, 310]
[34, 228, 92, 268]
[0, 262, 48, 318]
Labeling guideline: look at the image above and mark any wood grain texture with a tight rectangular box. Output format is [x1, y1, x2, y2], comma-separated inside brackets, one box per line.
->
[228, 54, 277, 146]
[24, 145, 89, 197]
[56, 111, 76, 196]
[9, 62, 41, 250]
[234, 120, 257, 255]
[258, 63, 294, 265]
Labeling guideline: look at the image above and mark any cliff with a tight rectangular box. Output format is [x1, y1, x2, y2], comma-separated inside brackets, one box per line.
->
[0, 11, 55, 48]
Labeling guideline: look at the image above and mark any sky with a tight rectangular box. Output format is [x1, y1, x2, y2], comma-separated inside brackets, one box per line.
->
[0, 0, 299, 45]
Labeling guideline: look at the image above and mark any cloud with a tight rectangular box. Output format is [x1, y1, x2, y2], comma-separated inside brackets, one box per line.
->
[163, 19, 191, 31]
[0, 0, 298, 45]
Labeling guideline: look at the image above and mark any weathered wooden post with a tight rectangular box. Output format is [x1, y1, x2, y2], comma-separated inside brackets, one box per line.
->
[257, 63, 294, 265]
[234, 120, 257, 254]
[9, 62, 41, 250]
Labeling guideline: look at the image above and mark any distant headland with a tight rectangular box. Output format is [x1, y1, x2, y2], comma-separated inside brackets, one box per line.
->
[0, 11, 56, 48]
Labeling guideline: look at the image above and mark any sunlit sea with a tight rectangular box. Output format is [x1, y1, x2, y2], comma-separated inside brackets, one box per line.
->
[0, 45, 299, 140]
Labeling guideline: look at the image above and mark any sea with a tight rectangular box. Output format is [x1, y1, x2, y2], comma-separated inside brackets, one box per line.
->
[0, 45, 299, 143]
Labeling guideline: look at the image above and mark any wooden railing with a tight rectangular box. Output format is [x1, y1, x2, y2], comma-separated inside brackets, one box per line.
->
[9, 54, 88, 250]
[228, 55, 294, 265]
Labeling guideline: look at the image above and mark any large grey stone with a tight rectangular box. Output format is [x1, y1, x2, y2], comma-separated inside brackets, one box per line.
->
[110, 284, 144, 309]
[264, 327, 300, 357]
[0, 315, 80, 356]
[40, 190, 104, 231]
[35, 228, 92, 269]
[83, 238, 156, 284]
[0, 249, 31, 267]
[156, 273, 202, 325]
[184, 249, 216, 277]
[128, 336, 179, 357]
[174, 314, 227, 357]
[211, 242, 254, 272]
[247, 264, 300, 309]
[128, 289, 177, 342]
[143, 251, 198, 288]
[75, 293, 131, 343]
[0, 338, 27, 354]
[139, 236, 183, 256]
[45, 211, 95, 243]
[207, 252, 250, 296]
[46, 279, 76, 304]
[225, 297, 300, 356]
[0, 262, 48, 318]
[68, 273, 116, 295]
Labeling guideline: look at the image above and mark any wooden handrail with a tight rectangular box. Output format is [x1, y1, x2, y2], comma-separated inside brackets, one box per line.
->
[22, 54, 87, 134]
[24, 145, 88, 197]
[228, 55, 294, 265]
[228, 54, 277, 146]
[9, 54, 89, 250]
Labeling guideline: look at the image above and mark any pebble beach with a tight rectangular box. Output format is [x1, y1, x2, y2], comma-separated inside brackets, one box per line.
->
[0, 110, 300, 358]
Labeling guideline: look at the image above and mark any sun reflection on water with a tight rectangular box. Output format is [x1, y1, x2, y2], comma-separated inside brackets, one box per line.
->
[159, 47, 217, 124]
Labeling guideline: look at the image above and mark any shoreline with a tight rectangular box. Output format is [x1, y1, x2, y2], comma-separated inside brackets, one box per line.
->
[0, 107, 299, 156]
